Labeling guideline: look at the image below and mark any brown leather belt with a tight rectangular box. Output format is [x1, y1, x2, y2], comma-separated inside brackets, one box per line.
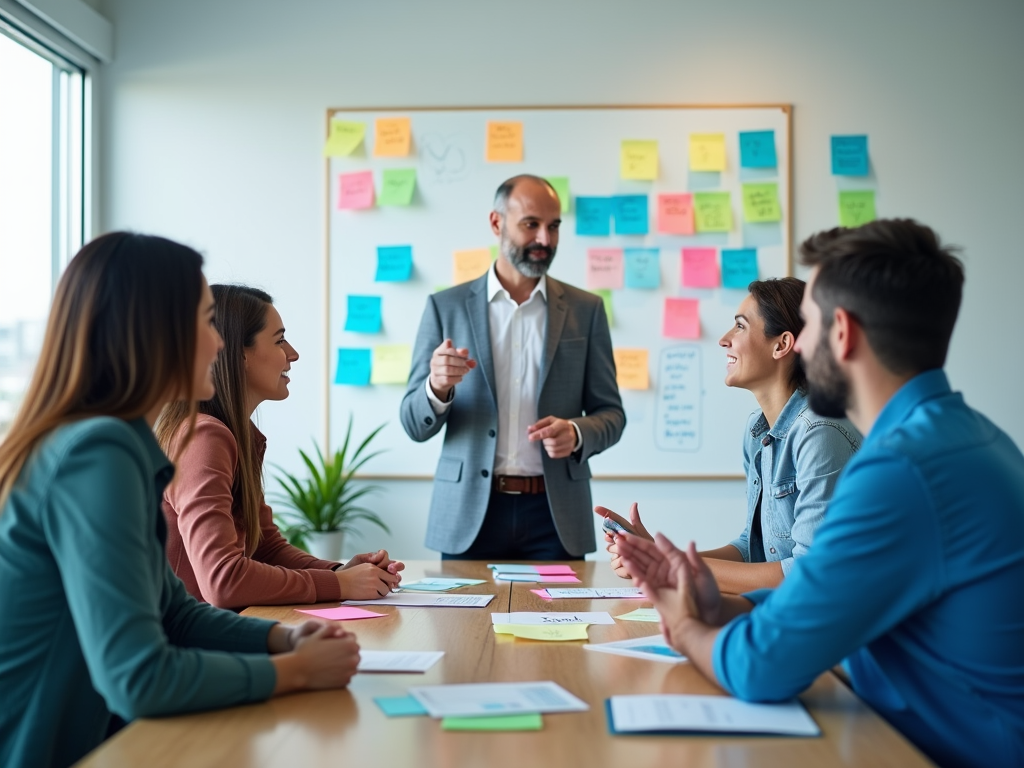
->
[494, 475, 546, 495]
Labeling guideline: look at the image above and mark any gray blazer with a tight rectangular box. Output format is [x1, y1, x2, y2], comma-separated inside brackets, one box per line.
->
[399, 273, 625, 556]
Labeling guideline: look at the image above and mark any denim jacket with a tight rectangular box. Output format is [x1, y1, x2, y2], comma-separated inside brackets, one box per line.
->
[730, 389, 861, 575]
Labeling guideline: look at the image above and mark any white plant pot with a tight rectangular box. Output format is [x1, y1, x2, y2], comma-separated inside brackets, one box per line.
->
[306, 530, 345, 562]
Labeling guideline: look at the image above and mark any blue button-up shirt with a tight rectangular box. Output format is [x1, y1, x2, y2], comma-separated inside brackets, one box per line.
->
[713, 370, 1024, 768]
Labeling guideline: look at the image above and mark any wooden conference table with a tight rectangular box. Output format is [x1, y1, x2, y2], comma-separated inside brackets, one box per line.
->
[78, 561, 934, 768]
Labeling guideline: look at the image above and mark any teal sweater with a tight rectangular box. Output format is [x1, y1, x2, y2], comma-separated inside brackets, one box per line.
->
[0, 417, 278, 768]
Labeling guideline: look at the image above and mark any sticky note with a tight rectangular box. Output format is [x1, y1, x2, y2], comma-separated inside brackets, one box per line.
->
[375, 696, 428, 717]
[378, 168, 416, 207]
[616, 608, 660, 622]
[486, 121, 523, 162]
[323, 120, 365, 157]
[739, 130, 777, 168]
[442, 714, 543, 731]
[576, 197, 612, 236]
[693, 192, 732, 232]
[664, 298, 700, 339]
[682, 248, 719, 288]
[374, 117, 411, 157]
[613, 195, 649, 235]
[546, 176, 570, 213]
[620, 139, 658, 180]
[453, 248, 492, 285]
[586, 248, 624, 290]
[493, 624, 590, 641]
[335, 348, 372, 386]
[489, 244, 499, 261]
[832, 135, 869, 176]
[721, 248, 759, 289]
[344, 295, 382, 333]
[624, 248, 660, 289]
[742, 182, 782, 223]
[613, 348, 649, 390]
[338, 170, 375, 210]
[371, 344, 412, 385]
[297, 606, 386, 620]
[592, 289, 614, 325]
[689, 133, 727, 171]
[657, 193, 695, 235]
[838, 190, 876, 227]
[375, 245, 413, 282]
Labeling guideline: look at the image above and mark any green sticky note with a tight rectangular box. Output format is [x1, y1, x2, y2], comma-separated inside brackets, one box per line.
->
[546, 176, 570, 213]
[490, 244, 499, 261]
[323, 120, 365, 157]
[592, 289, 613, 326]
[742, 182, 781, 223]
[441, 713, 543, 731]
[615, 608, 660, 622]
[370, 344, 412, 385]
[378, 168, 417, 206]
[693, 191, 733, 232]
[838, 190, 877, 227]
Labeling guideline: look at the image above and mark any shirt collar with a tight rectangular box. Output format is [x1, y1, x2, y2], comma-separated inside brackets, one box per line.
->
[748, 388, 808, 441]
[487, 262, 547, 304]
[864, 368, 951, 446]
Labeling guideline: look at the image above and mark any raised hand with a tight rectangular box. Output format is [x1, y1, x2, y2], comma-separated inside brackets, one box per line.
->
[428, 339, 476, 400]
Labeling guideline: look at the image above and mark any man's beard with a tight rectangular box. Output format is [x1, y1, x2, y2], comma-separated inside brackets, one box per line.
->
[503, 237, 556, 278]
[804, 327, 851, 419]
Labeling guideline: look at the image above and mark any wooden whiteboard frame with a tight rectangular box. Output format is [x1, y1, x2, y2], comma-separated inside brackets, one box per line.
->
[323, 104, 793, 481]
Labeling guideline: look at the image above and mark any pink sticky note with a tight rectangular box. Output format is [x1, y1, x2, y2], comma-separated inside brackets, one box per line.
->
[531, 589, 554, 600]
[297, 606, 387, 621]
[534, 565, 576, 575]
[664, 298, 701, 340]
[658, 193, 695, 235]
[586, 248, 624, 290]
[537, 575, 582, 583]
[682, 248, 719, 288]
[338, 170, 375, 210]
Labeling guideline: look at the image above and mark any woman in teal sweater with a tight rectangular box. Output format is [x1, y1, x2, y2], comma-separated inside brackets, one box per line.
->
[0, 233, 360, 768]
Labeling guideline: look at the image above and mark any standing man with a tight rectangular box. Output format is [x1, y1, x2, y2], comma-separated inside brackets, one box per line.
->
[400, 175, 625, 560]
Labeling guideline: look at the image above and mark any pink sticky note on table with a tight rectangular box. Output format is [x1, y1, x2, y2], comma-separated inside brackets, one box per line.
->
[664, 297, 701, 340]
[338, 170, 375, 210]
[531, 589, 553, 600]
[297, 606, 387, 621]
[537, 575, 582, 583]
[657, 193, 695, 235]
[681, 248, 719, 288]
[534, 565, 576, 575]
[586, 248, 624, 290]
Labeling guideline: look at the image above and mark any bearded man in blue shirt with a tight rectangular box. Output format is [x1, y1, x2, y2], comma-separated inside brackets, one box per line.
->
[617, 218, 1024, 768]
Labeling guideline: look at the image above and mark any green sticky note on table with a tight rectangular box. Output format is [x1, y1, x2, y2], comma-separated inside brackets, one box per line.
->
[378, 168, 417, 206]
[693, 192, 733, 232]
[323, 120, 365, 157]
[546, 176, 570, 213]
[371, 344, 412, 385]
[838, 190, 877, 227]
[742, 182, 781, 223]
[441, 713, 543, 731]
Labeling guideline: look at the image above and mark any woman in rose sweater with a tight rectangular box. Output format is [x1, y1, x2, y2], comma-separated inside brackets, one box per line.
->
[158, 284, 402, 610]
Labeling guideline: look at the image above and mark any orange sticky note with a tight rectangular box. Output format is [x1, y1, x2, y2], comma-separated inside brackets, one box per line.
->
[614, 348, 650, 390]
[374, 117, 412, 157]
[453, 248, 492, 284]
[657, 193, 695, 235]
[664, 298, 700, 339]
[338, 171, 375, 210]
[486, 121, 523, 162]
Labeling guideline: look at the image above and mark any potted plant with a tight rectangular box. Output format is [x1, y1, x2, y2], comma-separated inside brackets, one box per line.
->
[271, 417, 390, 562]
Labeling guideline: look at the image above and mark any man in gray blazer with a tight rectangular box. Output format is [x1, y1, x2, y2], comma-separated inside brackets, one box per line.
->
[400, 175, 625, 560]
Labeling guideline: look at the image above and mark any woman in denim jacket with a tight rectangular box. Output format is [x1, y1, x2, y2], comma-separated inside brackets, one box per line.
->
[599, 278, 861, 593]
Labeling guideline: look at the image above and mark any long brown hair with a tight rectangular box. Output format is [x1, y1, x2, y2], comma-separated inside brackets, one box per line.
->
[0, 232, 204, 509]
[157, 285, 272, 555]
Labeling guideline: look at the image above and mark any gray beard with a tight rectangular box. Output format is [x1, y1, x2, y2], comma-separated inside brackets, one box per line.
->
[504, 240, 555, 278]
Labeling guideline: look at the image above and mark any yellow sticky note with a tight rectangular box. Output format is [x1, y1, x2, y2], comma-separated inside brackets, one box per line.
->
[453, 248, 493, 284]
[614, 348, 650, 390]
[370, 344, 412, 385]
[689, 133, 727, 171]
[374, 117, 412, 157]
[486, 121, 523, 162]
[620, 140, 658, 180]
[493, 624, 590, 641]
[323, 120, 365, 157]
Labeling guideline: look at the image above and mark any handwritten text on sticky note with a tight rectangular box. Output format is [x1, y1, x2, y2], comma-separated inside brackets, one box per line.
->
[614, 348, 650, 390]
[586, 248, 624, 290]
[689, 133, 727, 171]
[378, 168, 416, 206]
[338, 171, 375, 210]
[693, 192, 732, 232]
[323, 120, 365, 157]
[624, 248, 660, 289]
[613, 195, 649, 235]
[374, 117, 412, 157]
[344, 295, 382, 333]
[620, 140, 658, 180]
[371, 344, 412, 385]
[838, 190, 876, 227]
[576, 197, 612, 236]
[721, 248, 759, 289]
[335, 348, 372, 385]
[832, 135, 869, 176]
[453, 248, 492, 285]
[742, 182, 782, 223]
[375, 245, 413, 282]
[682, 248, 719, 289]
[486, 121, 523, 162]
[657, 193, 694, 235]
[739, 130, 777, 168]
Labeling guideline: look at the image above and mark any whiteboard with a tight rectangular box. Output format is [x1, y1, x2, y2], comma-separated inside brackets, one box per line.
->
[325, 105, 791, 478]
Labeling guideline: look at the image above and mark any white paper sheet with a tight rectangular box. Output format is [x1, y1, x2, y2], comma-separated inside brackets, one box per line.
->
[398, 578, 486, 592]
[584, 634, 687, 663]
[608, 695, 820, 736]
[544, 588, 645, 599]
[408, 681, 589, 718]
[343, 593, 495, 608]
[357, 650, 445, 673]
[491, 611, 615, 625]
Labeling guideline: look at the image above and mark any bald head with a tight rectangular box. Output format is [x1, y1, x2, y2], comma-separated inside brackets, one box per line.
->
[489, 175, 562, 279]
[493, 175, 560, 215]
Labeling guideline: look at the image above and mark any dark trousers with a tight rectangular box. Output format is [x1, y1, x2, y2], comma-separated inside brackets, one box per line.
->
[442, 491, 573, 561]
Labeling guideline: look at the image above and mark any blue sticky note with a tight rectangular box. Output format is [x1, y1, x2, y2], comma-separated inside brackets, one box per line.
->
[375, 245, 413, 282]
[374, 696, 428, 717]
[721, 248, 759, 289]
[576, 197, 612, 236]
[344, 295, 382, 333]
[739, 130, 777, 168]
[831, 135, 869, 176]
[624, 248, 660, 289]
[613, 195, 649, 235]
[334, 348, 372, 385]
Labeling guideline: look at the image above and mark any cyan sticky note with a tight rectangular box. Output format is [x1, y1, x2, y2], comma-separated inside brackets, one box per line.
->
[576, 196, 612, 236]
[739, 130, 777, 168]
[613, 195, 649, 235]
[375, 245, 413, 282]
[624, 248, 660, 289]
[374, 696, 428, 717]
[344, 295, 382, 333]
[831, 135, 869, 176]
[721, 248, 759, 289]
[334, 348, 372, 385]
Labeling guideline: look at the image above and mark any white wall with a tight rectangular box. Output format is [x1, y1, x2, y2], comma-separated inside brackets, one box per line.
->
[98, 0, 1024, 560]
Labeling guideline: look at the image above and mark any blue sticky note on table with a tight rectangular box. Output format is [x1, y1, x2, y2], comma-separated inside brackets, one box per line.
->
[831, 135, 869, 176]
[576, 197, 612, 236]
[376, 245, 413, 282]
[613, 195, 649, 235]
[624, 248, 660, 289]
[344, 295, 382, 333]
[375, 696, 428, 717]
[334, 348, 372, 385]
[721, 248, 759, 289]
[739, 130, 777, 168]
